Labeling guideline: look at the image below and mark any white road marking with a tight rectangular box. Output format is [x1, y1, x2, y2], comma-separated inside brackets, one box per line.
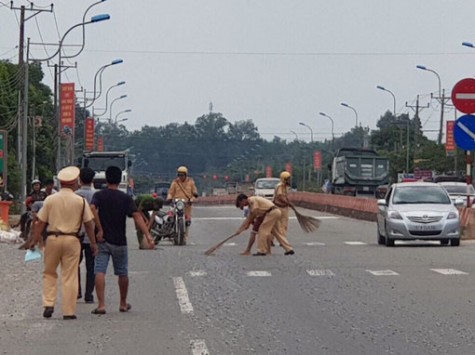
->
[128, 271, 150, 275]
[173, 277, 194, 314]
[367, 269, 399, 276]
[224, 242, 237, 246]
[305, 242, 325, 246]
[193, 216, 338, 220]
[344, 241, 368, 245]
[431, 268, 468, 275]
[190, 339, 210, 355]
[189, 271, 207, 277]
[307, 269, 335, 276]
[247, 271, 272, 277]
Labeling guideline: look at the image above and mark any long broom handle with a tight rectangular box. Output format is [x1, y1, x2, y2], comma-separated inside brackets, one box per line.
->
[204, 231, 241, 255]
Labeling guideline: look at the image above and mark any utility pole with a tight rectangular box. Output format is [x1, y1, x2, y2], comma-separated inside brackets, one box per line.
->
[406, 95, 430, 169]
[10, 2, 53, 210]
[432, 89, 451, 145]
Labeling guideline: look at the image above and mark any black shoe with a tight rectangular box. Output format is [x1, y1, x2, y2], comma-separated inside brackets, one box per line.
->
[252, 252, 267, 256]
[85, 298, 94, 304]
[63, 315, 77, 320]
[284, 250, 295, 255]
[43, 306, 54, 318]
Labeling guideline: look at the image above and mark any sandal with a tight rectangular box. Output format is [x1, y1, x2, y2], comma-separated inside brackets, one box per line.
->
[91, 308, 106, 315]
[119, 304, 131, 312]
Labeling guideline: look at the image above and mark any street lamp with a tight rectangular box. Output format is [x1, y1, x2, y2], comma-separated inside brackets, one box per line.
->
[376, 85, 396, 117]
[290, 130, 298, 141]
[86, 59, 123, 108]
[299, 122, 313, 142]
[108, 94, 127, 122]
[340, 102, 359, 127]
[94, 81, 126, 117]
[115, 109, 131, 122]
[116, 118, 128, 124]
[56, 13, 110, 170]
[416, 64, 443, 144]
[318, 112, 335, 150]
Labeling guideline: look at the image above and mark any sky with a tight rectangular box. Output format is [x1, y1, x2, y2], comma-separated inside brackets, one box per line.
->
[1, 0, 475, 143]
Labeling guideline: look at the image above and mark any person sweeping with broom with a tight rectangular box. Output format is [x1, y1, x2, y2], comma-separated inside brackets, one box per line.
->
[234, 194, 295, 256]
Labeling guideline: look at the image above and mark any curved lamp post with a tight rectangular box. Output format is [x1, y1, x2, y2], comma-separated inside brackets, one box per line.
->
[115, 109, 131, 122]
[86, 59, 123, 108]
[299, 122, 313, 143]
[290, 130, 298, 141]
[318, 112, 335, 150]
[94, 81, 126, 117]
[340, 102, 359, 127]
[376, 85, 396, 117]
[108, 94, 127, 122]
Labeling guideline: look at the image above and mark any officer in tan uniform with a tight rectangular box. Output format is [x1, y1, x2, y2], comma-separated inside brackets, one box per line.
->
[29, 166, 96, 320]
[235, 194, 294, 256]
[166, 166, 198, 240]
[273, 171, 292, 240]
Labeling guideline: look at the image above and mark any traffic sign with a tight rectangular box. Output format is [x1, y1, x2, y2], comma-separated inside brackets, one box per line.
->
[452, 78, 475, 114]
[454, 114, 475, 150]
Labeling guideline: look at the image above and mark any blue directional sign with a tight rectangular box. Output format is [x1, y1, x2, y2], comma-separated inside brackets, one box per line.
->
[454, 114, 475, 150]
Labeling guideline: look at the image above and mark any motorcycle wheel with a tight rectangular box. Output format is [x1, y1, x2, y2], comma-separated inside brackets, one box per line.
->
[176, 217, 186, 246]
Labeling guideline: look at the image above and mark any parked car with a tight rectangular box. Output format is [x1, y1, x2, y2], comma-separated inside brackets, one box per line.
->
[253, 177, 280, 200]
[376, 182, 462, 247]
[438, 181, 475, 207]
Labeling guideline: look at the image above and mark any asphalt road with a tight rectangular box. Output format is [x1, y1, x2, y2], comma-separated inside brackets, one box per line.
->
[2, 206, 475, 355]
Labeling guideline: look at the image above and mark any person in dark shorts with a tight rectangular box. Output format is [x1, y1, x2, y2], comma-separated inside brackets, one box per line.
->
[90, 166, 154, 315]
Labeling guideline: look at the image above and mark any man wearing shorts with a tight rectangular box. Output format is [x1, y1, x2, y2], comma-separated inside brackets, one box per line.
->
[90, 166, 154, 315]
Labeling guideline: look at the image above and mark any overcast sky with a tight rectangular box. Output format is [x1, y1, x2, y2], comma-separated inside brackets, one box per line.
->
[2, 0, 475, 142]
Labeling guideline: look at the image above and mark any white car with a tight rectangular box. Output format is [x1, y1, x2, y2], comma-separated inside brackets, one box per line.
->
[253, 178, 280, 200]
[377, 182, 462, 247]
[438, 181, 475, 207]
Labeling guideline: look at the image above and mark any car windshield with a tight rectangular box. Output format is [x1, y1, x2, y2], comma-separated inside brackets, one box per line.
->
[255, 179, 279, 189]
[443, 185, 475, 195]
[392, 186, 451, 205]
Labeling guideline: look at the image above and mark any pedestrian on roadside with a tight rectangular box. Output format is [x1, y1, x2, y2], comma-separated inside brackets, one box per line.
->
[90, 166, 154, 315]
[75, 167, 97, 304]
[235, 194, 294, 256]
[28, 166, 97, 320]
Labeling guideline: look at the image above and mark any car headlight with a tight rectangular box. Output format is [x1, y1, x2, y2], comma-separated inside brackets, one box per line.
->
[176, 200, 185, 211]
[388, 211, 403, 220]
[447, 211, 458, 220]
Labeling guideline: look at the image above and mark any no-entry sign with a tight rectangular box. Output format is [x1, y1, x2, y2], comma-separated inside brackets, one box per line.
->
[452, 78, 475, 114]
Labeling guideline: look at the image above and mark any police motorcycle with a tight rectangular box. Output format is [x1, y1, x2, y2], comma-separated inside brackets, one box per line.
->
[151, 198, 188, 246]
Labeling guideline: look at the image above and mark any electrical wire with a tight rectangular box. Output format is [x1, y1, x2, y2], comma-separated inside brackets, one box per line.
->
[34, 16, 54, 81]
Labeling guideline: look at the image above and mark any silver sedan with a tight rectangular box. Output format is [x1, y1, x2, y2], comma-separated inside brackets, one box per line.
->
[376, 182, 462, 247]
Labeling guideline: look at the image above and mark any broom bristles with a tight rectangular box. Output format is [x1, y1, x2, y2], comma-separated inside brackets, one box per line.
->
[204, 232, 240, 255]
[291, 206, 321, 233]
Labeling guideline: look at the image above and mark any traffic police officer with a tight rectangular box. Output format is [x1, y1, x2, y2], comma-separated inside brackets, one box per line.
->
[29, 166, 96, 320]
[273, 171, 292, 239]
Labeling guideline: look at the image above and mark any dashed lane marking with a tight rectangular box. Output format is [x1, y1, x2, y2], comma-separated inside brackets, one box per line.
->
[189, 270, 207, 277]
[305, 242, 325, 246]
[173, 277, 194, 314]
[190, 339, 210, 355]
[224, 242, 237, 246]
[431, 268, 468, 275]
[344, 241, 368, 245]
[247, 271, 272, 277]
[306, 269, 335, 276]
[367, 270, 400, 276]
[193, 216, 339, 220]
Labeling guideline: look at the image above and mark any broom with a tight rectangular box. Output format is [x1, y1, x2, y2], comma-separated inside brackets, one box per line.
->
[289, 204, 321, 233]
[204, 231, 241, 256]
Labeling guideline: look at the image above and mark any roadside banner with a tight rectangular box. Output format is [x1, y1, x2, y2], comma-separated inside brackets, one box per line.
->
[314, 151, 322, 170]
[446, 120, 456, 155]
[97, 136, 104, 152]
[85, 117, 95, 151]
[285, 162, 293, 174]
[266, 165, 272, 177]
[60, 83, 75, 136]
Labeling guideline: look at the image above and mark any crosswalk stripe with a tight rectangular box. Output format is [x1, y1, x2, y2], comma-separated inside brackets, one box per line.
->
[367, 270, 399, 276]
[173, 277, 194, 314]
[190, 339, 210, 355]
[189, 271, 207, 277]
[344, 241, 368, 245]
[247, 271, 272, 277]
[307, 269, 335, 276]
[431, 268, 468, 275]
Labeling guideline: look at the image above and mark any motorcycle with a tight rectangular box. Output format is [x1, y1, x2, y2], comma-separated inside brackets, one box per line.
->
[151, 199, 188, 246]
